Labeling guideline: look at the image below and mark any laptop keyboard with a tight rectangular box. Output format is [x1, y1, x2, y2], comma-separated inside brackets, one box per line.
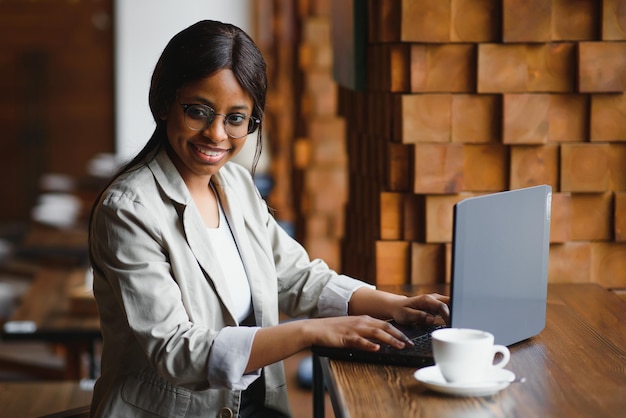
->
[311, 323, 447, 368]
[382, 323, 446, 355]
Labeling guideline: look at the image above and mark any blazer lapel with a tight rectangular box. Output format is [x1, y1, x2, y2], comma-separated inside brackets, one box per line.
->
[149, 150, 239, 323]
[213, 181, 267, 327]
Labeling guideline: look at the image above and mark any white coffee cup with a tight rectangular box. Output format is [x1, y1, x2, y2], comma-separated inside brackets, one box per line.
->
[431, 328, 510, 384]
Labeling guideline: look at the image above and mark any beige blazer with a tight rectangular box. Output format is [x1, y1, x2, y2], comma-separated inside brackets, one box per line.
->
[89, 149, 354, 417]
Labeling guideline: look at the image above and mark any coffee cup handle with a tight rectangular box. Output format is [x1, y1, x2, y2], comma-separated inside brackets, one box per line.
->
[492, 345, 510, 369]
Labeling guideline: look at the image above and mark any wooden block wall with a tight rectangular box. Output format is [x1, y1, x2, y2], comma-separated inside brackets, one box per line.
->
[254, 0, 298, 225]
[291, 0, 347, 271]
[339, 0, 626, 292]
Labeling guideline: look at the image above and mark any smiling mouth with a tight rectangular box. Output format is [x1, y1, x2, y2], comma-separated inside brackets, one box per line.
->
[193, 143, 230, 159]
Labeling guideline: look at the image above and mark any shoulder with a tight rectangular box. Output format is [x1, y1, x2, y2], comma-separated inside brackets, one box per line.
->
[94, 165, 172, 224]
[104, 165, 157, 203]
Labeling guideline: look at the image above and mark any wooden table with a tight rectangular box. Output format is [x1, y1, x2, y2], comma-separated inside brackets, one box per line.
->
[0, 381, 92, 418]
[313, 283, 626, 418]
[2, 267, 100, 379]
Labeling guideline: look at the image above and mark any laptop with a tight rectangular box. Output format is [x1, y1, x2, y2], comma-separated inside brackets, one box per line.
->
[311, 185, 552, 367]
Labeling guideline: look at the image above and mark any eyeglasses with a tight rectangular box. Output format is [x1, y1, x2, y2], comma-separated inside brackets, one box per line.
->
[179, 103, 260, 139]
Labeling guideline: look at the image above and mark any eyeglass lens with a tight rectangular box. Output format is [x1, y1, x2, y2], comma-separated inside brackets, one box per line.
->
[183, 104, 255, 138]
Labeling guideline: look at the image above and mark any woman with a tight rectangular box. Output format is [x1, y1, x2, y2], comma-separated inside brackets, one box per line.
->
[89, 20, 449, 417]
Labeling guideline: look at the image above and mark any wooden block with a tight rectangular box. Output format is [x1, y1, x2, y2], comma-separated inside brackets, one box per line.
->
[602, 0, 626, 40]
[615, 192, 626, 242]
[367, 93, 389, 138]
[552, 0, 599, 41]
[410, 243, 446, 285]
[579, 42, 626, 92]
[401, 0, 451, 42]
[509, 145, 559, 190]
[305, 214, 331, 238]
[502, 0, 552, 42]
[478, 44, 528, 93]
[450, 0, 499, 42]
[425, 194, 468, 243]
[310, 136, 347, 166]
[479, 44, 575, 93]
[403, 193, 426, 242]
[548, 242, 592, 283]
[309, 118, 347, 164]
[444, 242, 452, 283]
[303, 0, 331, 17]
[368, 0, 401, 42]
[550, 193, 572, 243]
[561, 143, 611, 192]
[376, 240, 410, 286]
[570, 192, 613, 241]
[386, 143, 412, 192]
[451, 94, 500, 143]
[462, 144, 508, 192]
[503, 94, 550, 144]
[388, 43, 411, 93]
[307, 237, 341, 272]
[302, 16, 331, 44]
[414, 143, 464, 194]
[366, 44, 382, 91]
[610, 144, 626, 191]
[548, 94, 589, 142]
[303, 167, 347, 212]
[409, 44, 476, 93]
[525, 43, 576, 92]
[303, 70, 338, 116]
[330, 211, 345, 240]
[293, 138, 311, 169]
[590, 93, 626, 141]
[385, 0, 500, 43]
[380, 192, 404, 240]
[299, 43, 333, 71]
[395, 94, 452, 143]
[591, 243, 626, 288]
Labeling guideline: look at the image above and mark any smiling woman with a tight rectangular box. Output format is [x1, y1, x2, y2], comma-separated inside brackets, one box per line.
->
[87, 19, 449, 418]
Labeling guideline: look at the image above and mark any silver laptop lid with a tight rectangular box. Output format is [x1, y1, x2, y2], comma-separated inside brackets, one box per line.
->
[450, 185, 552, 346]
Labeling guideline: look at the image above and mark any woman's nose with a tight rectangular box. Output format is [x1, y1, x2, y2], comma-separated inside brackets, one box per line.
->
[201, 116, 228, 142]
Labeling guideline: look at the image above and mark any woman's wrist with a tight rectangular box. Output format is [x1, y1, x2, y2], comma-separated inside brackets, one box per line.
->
[348, 287, 407, 318]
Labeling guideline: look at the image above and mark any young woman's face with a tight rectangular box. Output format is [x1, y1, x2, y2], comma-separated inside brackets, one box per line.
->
[164, 69, 254, 186]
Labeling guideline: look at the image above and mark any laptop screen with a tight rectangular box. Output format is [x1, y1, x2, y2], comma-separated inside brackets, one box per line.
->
[449, 185, 552, 346]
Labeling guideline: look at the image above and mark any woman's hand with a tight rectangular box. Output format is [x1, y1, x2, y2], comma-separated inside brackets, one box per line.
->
[390, 293, 450, 326]
[348, 287, 450, 328]
[305, 315, 414, 352]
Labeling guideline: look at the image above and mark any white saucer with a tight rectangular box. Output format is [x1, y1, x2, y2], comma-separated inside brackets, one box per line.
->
[414, 365, 515, 397]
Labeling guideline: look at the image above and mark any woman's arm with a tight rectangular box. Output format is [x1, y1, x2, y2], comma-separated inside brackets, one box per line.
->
[246, 314, 415, 373]
[348, 286, 450, 325]
[245, 288, 450, 373]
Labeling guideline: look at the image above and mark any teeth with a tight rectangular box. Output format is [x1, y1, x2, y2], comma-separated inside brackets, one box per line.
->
[197, 146, 225, 157]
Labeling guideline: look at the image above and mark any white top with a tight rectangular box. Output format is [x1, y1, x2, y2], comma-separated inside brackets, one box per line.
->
[206, 198, 252, 324]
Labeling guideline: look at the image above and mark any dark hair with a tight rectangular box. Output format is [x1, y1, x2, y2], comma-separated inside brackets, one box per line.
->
[118, 19, 267, 176]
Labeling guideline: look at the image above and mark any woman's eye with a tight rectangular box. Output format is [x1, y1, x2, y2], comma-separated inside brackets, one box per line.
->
[188, 106, 211, 119]
[227, 114, 246, 125]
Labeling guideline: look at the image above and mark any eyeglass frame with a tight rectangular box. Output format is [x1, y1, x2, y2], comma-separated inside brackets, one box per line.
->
[178, 102, 261, 139]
